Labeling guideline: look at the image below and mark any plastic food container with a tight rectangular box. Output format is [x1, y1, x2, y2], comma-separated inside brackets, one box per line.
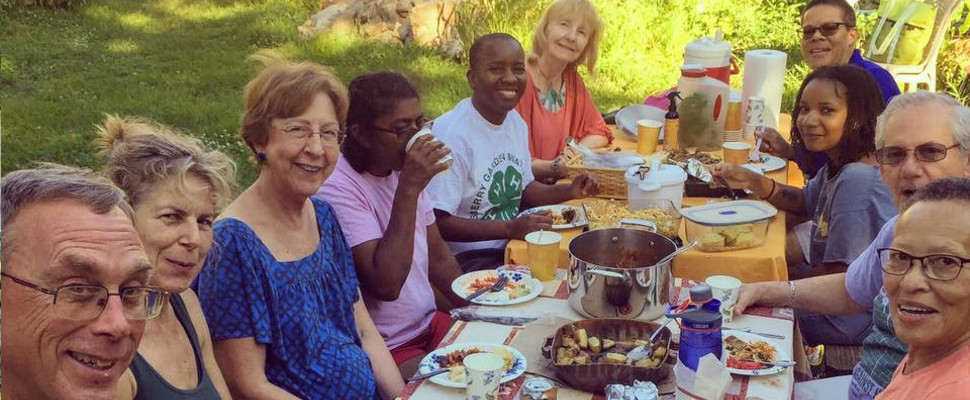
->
[625, 161, 688, 210]
[619, 199, 682, 239]
[680, 200, 777, 252]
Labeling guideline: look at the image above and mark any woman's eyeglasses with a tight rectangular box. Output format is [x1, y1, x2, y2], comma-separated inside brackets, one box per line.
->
[372, 118, 427, 141]
[1, 272, 166, 321]
[279, 125, 345, 146]
[801, 22, 852, 40]
[878, 248, 970, 281]
[874, 143, 960, 165]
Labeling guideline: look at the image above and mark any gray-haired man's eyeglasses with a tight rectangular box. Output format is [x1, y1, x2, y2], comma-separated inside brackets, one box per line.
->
[1, 272, 166, 321]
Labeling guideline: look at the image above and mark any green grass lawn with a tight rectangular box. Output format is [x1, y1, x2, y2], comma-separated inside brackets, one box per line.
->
[3, 0, 963, 189]
[2, 0, 481, 185]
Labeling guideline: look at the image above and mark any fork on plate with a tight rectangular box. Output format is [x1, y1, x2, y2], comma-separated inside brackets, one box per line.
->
[465, 274, 510, 302]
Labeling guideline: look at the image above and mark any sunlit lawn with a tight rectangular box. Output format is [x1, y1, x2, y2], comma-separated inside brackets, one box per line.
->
[6, 0, 879, 189]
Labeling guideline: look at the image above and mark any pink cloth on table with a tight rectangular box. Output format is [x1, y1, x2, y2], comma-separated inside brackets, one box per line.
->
[643, 87, 677, 111]
[515, 68, 612, 161]
[315, 156, 437, 349]
[876, 343, 970, 400]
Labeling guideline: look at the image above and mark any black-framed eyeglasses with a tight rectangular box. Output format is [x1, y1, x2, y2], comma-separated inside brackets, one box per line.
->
[0, 272, 166, 321]
[878, 248, 970, 281]
[874, 143, 960, 165]
[278, 125, 345, 146]
[371, 117, 427, 141]
[801, 22, 852, 40]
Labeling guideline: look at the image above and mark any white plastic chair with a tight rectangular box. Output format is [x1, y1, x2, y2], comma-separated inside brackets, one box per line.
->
[871, 0, 964, 92]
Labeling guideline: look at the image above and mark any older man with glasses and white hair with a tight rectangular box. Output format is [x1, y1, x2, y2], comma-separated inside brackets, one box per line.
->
[0, 164, 164, 400]
[732, 91, 970, 400]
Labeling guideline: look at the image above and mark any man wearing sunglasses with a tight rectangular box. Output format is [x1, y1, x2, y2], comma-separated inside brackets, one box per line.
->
[733, 92, 970, 400]
[801, 0, 899, 104]
[758, 0, 901, 179]
[1, 165, 161, 400]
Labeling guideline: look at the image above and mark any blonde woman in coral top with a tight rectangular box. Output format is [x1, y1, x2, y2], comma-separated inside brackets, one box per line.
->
[516, 0, 612, 182]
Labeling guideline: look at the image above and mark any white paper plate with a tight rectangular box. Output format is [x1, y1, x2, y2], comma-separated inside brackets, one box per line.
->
[451, 270, 543, 306]
[723, 331, 789, 376]
[744, 154, 786, 172]
[517, 204, 587, 230]
[417, 342, 527, 388]
[616, 104, 666, 139]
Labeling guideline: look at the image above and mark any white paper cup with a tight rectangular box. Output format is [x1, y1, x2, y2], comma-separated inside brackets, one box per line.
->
[463, 353, 504, 400]
[705, 275, 742, 322]
[722, 141, 751, 165]
[406, 128, 453, 169]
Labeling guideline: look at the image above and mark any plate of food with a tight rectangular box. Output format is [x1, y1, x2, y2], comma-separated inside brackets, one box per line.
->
[744, 154, 786, 172]
[723, 332, 789, 376]
[417, 342, 527, 388]
[664, 148, 722, 166]
[517, 204, 587, 230]
[451, 270, 543, 306]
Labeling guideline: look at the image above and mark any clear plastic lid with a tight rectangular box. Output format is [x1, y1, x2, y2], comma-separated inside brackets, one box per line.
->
[680, 200, 778, 226]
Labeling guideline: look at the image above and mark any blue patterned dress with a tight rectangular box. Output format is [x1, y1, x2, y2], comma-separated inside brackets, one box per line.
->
[194, 198, 379, 399]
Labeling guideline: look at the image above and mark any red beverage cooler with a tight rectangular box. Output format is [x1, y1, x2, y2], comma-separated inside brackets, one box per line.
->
[684, 34, 737, 86]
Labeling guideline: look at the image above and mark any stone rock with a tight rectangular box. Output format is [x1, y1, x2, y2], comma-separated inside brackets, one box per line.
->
[299, 0, 465, 60]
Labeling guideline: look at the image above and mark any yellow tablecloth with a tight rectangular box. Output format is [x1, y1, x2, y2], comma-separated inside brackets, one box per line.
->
[505, 121, 798, 283]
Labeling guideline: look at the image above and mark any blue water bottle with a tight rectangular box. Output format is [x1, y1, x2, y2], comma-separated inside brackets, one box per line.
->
[670, 284, 723, 371]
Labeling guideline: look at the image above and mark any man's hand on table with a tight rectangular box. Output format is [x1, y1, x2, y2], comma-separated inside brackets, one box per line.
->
[755, 127, 794, 160]
[505, 212, 553, 240]
[567, 172, 600, 199]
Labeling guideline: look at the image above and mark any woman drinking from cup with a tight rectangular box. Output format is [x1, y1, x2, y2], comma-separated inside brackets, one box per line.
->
[516, 0, 612, 182]
[193, 51, 404, 399]
[876, 177, 970, 399]
[315, 72, 467, 377]
[97, 115, 235, 399]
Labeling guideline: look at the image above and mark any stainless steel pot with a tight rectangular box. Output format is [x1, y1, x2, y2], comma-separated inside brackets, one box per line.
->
[567, 228, 676, 320]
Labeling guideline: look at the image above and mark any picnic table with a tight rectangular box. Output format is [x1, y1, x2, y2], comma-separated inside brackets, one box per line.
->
[400, 275, 810, 399]
[506, 117, 802, 283]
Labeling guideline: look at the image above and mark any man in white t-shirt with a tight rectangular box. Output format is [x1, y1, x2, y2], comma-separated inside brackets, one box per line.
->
[427, 33, 599, 271]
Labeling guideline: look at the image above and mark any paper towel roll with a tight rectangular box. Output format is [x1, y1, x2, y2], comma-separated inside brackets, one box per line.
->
[741, 49, 787, 130]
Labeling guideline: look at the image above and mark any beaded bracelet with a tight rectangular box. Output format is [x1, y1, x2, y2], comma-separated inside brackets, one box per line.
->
[785, 280, 797, 308]
[551, 157, 564, 179]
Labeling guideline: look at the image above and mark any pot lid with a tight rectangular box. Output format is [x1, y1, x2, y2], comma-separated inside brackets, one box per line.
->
[626, 162, 688, 186]
[680, 200, 778, 226]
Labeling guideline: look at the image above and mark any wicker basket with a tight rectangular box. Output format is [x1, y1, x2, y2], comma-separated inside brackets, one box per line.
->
[563, 147, 629, 199]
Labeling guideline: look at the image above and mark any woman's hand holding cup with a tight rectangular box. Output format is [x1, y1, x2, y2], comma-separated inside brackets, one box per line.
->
[401, 133, 451, 191]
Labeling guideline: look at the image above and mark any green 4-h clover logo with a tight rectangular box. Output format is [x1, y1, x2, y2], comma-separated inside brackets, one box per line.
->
[482, 165, 523, 221]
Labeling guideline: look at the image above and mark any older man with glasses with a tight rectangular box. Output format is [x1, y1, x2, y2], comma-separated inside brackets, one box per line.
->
[758, 0, 902, 179]
[0, 165, 163, 400]
[732, 91, 970, 400]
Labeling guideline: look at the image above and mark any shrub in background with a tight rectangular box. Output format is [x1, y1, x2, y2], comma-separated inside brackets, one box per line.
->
[1, 0, 87, 10]
[458, 0, 805, 111]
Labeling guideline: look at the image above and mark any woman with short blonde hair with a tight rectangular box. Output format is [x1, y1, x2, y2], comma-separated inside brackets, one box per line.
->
[97, 114, 236, 400]
[516, 0, 611, 182]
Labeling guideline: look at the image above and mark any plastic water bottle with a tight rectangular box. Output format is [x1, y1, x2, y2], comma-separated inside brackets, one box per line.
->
[672, 285, 723, 399]
[676, 285, 723, 370]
